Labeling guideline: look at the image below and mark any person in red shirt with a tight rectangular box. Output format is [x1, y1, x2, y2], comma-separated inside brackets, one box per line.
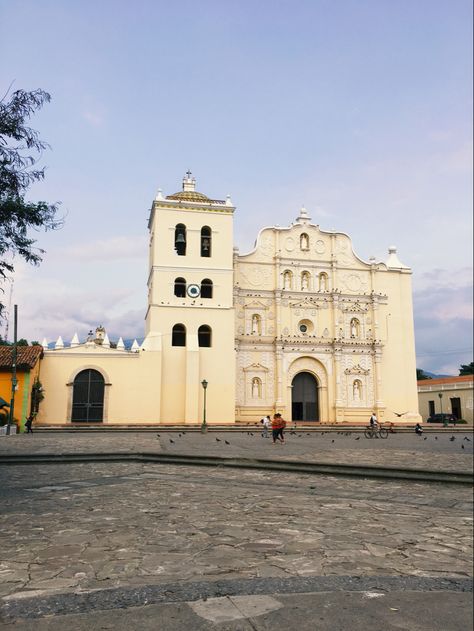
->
[272, 413, 286, 444]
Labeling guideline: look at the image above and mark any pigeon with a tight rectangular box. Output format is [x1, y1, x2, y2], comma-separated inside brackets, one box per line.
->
[215, 438, 221, 442]
[424, 437, 427, 440]
[157, 434, 160, 437]
[178, 433, 182, 438]
[464, 437, 471, 442]
[169, 439, 175, 444]
[450, 436, 456, 442]
[355, 437, 360, 440]
[331, 439, 335, 443]
[225, 440, 230, 445]
[392, 411, 408, 417]
[434, 436, 438, 440]
[462, 444, 465, 449]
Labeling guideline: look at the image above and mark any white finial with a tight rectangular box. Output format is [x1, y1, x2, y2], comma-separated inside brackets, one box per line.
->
[41, 337, 48, 350]
[131, 339, 140, 352]
[70, 333, 79, 347]
[295, 205, 311, 224]
[369, 256, 376, 264]
[182, 170, 196, 192]
[117, 337, 125, 350]
[155, 188, 163, 201]
[102, 333, 110, 348]
[386, 245, 409, 269]
[226, 194, 233, 207]
[55, 336, 64, 349]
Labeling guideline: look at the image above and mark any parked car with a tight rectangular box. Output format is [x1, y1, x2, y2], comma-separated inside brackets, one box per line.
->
[426, 413, 457, 424]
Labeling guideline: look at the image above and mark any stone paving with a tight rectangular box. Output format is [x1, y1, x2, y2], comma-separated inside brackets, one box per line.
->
[0, 459, 472, 602]
[0, 430, 472, 628]
[1, 430, 473, 472]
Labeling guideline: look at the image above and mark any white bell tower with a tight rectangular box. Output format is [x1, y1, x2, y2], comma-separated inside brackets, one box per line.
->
[146, 173, 236, 424]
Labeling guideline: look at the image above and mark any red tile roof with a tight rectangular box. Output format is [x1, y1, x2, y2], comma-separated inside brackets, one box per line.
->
[0, 345, 43, 370]
[417, 375, 473, 386]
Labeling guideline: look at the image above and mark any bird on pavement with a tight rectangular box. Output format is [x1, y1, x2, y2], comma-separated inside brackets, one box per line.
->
[216, 438, 221, 442]
[331, 439, 335, 443]
[169, 439, 175, 444]
[450, 436, 456, 441]
[225, 440, 230, 445]
[462, 444, 465, 449]
[424, 437, 428, 440]
[464, 437, 471, 442]
[157, 434, 160, 437]
[434, 436, 438, 440]
[355, 437, 360, 440]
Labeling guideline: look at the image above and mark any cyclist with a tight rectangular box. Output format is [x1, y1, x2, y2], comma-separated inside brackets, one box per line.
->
[369, 412, 378, 429]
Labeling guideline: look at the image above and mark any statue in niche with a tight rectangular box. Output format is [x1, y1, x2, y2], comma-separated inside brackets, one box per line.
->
[319, 273, 328, 291]
[301, 273, 309, 290]
[353, 380, 362, 401]
[252, 314, 260, 334]
[300, 233, 309, 250]
[339, 327, 344, 338]
[350, 318, 360, 338]
[283, 271, 292, 290]
[252, 377, 261, 398]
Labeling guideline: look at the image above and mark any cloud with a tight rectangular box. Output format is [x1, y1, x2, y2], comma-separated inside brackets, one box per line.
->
[413, 271, 473, 374]
[82, 110, 104, 127]
[60, 235, 148, 262]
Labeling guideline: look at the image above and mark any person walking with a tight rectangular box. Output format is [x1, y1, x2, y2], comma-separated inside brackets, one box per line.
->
[261, 415, 270, 438]
[272, 413, 286, 444]
[25, 414, 34, 434]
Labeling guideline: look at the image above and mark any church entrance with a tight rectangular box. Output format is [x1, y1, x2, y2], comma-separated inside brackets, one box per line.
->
[291, 372, 319, 422]
[71, 369, 105, 422]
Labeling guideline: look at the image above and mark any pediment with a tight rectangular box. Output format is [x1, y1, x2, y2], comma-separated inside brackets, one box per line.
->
[243, 300, 268, 310]
[344, 363, 370, 375]
[243, 362, 269, 373]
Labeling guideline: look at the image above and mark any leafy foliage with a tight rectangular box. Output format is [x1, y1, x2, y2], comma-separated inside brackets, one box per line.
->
[459, 362, 474, 376]
[0, 87, 62, 314]
[416, 368, 432, 380]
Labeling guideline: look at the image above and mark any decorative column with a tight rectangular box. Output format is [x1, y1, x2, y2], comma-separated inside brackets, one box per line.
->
[373, 347, 384, 410]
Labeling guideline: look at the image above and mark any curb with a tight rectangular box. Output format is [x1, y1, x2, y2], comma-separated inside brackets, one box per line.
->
[0, 452, 471, 484]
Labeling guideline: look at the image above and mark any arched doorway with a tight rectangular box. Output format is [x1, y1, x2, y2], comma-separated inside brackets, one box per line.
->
[71, 369, 105, 422]
[292, 372, 319, 421]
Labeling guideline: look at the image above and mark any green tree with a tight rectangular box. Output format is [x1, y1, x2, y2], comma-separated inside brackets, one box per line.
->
[0, 87, 62, 316]
[416, 368, 432, 380]
[459, 362, 474, 376]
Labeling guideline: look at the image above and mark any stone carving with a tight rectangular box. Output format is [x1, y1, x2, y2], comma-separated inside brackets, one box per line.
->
[315, 239, 326, 254]
[344, 363, 370, 376]
[285, 237, 295, 252]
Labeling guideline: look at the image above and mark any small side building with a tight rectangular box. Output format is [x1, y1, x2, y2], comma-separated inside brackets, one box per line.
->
[0, 345, 43, 430]
[417, 376, 474, 424]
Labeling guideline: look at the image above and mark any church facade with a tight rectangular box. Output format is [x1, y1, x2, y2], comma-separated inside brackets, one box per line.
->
[37, 174, 420, 426]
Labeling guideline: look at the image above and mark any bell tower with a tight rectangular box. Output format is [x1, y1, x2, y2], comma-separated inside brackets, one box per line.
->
[146, 173, 236, 424]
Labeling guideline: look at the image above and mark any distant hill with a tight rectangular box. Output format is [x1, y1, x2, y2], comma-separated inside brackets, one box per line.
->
[424, 371, 455, 379]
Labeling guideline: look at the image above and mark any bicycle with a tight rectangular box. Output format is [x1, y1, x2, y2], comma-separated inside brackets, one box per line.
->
[364, 425, 388, 439]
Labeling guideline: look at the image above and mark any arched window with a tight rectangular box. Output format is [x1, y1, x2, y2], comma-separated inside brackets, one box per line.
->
[198, 325, 212, 347]
[71, 369, 105, 422]
[174, 277, 186, 297]
[300, 233, 309, 250]
[301, 271, 310, 290]
[201, 226, 211, 257]
[175, 224, 186, 256]
[201, 278, 213, 299]
[318, 272, 328, 291]
[350, 318, 360, 338]
[283, 270, 293, 290]
[172, 323, 186, 346]
[251, 377, 262, 398]
[251, 314, 261, 335]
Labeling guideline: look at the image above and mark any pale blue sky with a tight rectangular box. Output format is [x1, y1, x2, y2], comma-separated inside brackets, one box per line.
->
[1, 0, 472, 373]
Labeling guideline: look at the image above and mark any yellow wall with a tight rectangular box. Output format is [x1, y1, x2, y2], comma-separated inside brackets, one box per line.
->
[0, 362, 40, 430]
